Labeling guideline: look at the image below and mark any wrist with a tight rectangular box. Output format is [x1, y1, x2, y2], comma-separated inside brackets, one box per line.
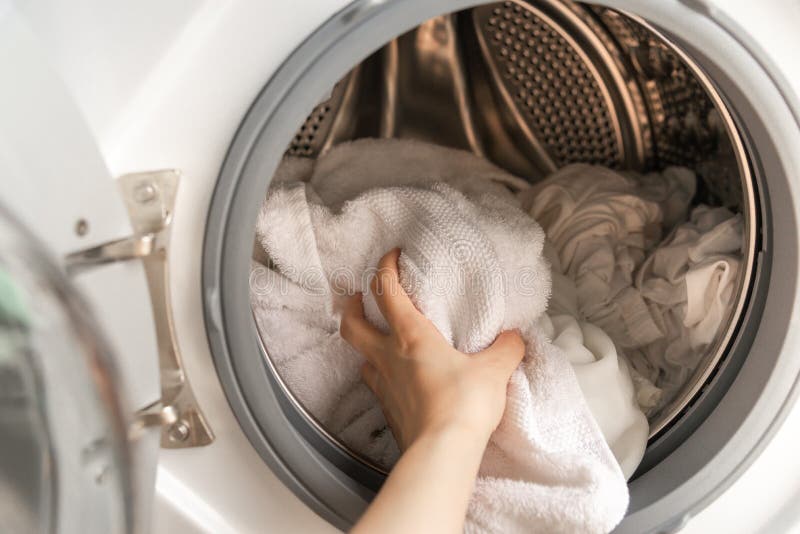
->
[416, 419, 494, 452]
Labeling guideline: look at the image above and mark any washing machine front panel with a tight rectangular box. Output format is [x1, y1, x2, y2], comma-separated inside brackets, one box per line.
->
[205, 1, 800, 533]
[26, 1, 357, 532]
[10, 0, 800, 532]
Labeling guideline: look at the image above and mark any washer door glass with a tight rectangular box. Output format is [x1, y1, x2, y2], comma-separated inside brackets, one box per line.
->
[0, 207, 134, 534]
[0, 8, 156, 533]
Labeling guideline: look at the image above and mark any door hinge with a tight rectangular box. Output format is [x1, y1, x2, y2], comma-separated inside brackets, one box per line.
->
[65, 170, 214, 448]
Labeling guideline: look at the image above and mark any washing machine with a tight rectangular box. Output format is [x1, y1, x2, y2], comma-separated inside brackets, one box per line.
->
[2, 0, 800, 532]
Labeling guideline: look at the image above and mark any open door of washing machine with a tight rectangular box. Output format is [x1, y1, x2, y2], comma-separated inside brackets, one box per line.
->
[0, 6, 214, 533]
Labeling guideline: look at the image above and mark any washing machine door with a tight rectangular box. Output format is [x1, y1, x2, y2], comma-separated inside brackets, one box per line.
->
[0, 202, 137, 533]
[0, 5, 212, 533]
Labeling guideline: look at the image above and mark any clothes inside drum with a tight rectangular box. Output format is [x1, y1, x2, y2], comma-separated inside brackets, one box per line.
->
[249, 0, 753, 519]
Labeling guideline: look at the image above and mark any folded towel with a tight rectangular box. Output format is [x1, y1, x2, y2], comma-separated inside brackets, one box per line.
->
[252, 140, 632, 533]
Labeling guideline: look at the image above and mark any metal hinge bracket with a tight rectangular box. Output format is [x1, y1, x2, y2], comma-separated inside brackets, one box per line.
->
[65, 170, 214, 448]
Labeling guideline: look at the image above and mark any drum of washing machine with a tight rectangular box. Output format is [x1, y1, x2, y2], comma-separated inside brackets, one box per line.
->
[276, 0, 755, 451]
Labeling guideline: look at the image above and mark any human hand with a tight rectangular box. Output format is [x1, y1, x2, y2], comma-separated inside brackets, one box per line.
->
[340, 248, 525, 451]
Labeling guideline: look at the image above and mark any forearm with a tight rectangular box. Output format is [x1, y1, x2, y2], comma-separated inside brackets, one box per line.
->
[351, 425, 488, 534]
[341, 255, 523, 533]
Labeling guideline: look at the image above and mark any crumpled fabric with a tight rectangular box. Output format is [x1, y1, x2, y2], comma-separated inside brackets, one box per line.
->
[628, 205, 743, 405]
[252, 140, 637, 533]
[520, 164, 695, 352]
[521, 163, 742, 413]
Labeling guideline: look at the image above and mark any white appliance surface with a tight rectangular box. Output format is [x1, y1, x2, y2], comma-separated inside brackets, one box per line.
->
[13, 0, 800, 532]
[676, 1, 800, 532]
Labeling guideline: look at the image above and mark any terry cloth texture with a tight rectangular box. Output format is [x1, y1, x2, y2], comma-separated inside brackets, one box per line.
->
[252, 139, 634, 533]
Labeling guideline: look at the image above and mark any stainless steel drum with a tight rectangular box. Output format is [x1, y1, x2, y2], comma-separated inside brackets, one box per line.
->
[272, 0, 756, 452]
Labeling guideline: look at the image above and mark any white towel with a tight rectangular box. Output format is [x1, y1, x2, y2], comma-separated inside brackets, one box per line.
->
[252, 140, 631, 533]
[525, 237, 649, 476]
[541, 314, 648, 479]
[308, 137, 528, 208]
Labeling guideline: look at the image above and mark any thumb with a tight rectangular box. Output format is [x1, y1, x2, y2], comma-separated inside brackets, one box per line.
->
[476, 330, 525, 378]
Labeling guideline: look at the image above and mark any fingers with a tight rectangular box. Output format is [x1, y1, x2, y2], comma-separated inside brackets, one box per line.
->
[370, 248, 421, 331]
[340, 293, 386, 367]
[476, 330, 525, 377]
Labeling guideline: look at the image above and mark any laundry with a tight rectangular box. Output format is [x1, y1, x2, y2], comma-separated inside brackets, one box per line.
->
[540, 314, 649, 478]
[520, 164, 695, 352]
[629, 205, 743, 407]
[306, 138, 530, 207]
[252, 139, 640, 533]
[522, 163, 743, 413]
